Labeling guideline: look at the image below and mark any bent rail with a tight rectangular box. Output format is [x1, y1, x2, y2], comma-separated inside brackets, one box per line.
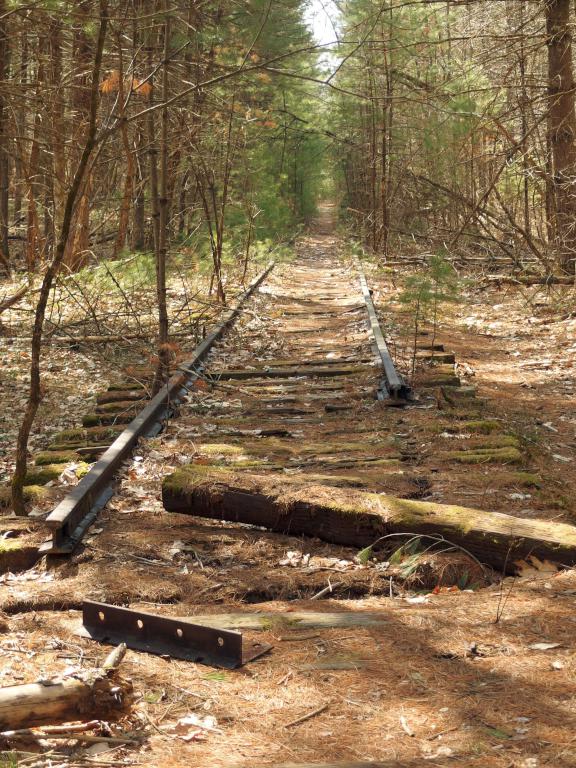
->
[43, 262, 274, 554]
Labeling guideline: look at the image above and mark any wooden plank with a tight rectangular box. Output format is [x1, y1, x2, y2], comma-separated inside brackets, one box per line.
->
[163, 467, 576, 573]
[43, 263, 274, 553]
[208, 365, 373, 380]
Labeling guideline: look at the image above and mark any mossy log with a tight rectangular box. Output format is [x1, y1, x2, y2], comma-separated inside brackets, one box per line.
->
[96, 390, 149, 405]
[443, 446, 523, 464]
[45, 442, 109, 456]
[107, 380, 147, 391]
[34, 450, 82, 466]
[25, 462, 90, 485]
[162, 467, 576, 572]
[508, 472, 541, 488]
[455, 435, 519, 450]
[94, 400, 143, 415]
[0, 539, 40, 573]
[416, 352, 456, 365]
[207, 364, 373, 380]
[50, 425, 124, 446]
[441, 385, 477, 404]
[0, 485, 49, 509]
[82, 412, 134, 427]
[418, 374, 461, 388]
[441, 419, 501, 435]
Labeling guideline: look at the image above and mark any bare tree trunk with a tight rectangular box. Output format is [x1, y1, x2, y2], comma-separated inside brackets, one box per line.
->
[0, 0, 10, 273]
[114, 33, 135, 256]
[25, 34, 47, 272]
[132, 129, 146, 251]
[64, 0, 95, 271]
[11, 1, 108, 516]
[150, 5, 171, 393]
[49, 17, 65, 246]
[12, 29, 28, 227]
[546, 0, 576, 273]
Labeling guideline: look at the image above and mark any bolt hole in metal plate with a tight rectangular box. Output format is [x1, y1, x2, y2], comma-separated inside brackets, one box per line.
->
[79, 601, 271, 669]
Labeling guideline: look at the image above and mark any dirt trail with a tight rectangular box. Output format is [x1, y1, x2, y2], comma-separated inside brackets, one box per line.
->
[2, 216, 576, 767]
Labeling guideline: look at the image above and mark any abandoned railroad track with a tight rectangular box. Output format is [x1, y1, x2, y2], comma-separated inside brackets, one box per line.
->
[2, 215, 576, 768]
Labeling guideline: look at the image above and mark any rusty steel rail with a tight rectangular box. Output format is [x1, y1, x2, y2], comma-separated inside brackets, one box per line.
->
[43, 262, 274, 555]
[80, 601, 271, 668]
[356, 262, 411, 401]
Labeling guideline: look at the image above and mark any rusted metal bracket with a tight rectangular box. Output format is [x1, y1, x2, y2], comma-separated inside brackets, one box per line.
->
[79, 601, 271, 669]
[356, 263, 411, 401]
[42, 262, 274, 555]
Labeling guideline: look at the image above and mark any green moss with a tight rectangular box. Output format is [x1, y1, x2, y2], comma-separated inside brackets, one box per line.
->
[441, 420, 501, 435]
[51, 425, 123, 444]
[197, 443, 246, 457]
[82, 413, 132, 427]
[163, 467, 576, 567]
[444, 447, 523, 464]
[107, 381, 146, 391]
[25, 462, 91, 485]
[163, 464, 221, 494]
[417, 352, 455, 365]
[298, 441, 381, 455]
[228, 459, 282, 469]
[95, 400, 141, 414]
[441, 386, 477, 403]
[0, 484, 49, 508]
[0, 538, 21, 553]
[459, 435, 520, 450]
[34, 450, 82, 466]
[509, 472, 541, 488]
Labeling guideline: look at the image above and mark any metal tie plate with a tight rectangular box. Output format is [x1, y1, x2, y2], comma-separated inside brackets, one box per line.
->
[80, 601, 271, 669]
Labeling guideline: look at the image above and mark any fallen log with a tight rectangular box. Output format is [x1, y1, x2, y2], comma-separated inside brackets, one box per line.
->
[488, 274, 574, 286]
[162, 467, 576, 573]
[0, 283, 28, 315]
[0, 643, 132, 730]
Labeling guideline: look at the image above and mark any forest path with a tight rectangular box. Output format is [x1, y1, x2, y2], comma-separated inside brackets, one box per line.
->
[2, 222, 576, 768]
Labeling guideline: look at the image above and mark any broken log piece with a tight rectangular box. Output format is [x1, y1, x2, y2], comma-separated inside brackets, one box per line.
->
[162, 467, 576, 573]
[0, 284, 29, 314]
[442, 446, 523, 464]
[0, 644, 131, 730]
